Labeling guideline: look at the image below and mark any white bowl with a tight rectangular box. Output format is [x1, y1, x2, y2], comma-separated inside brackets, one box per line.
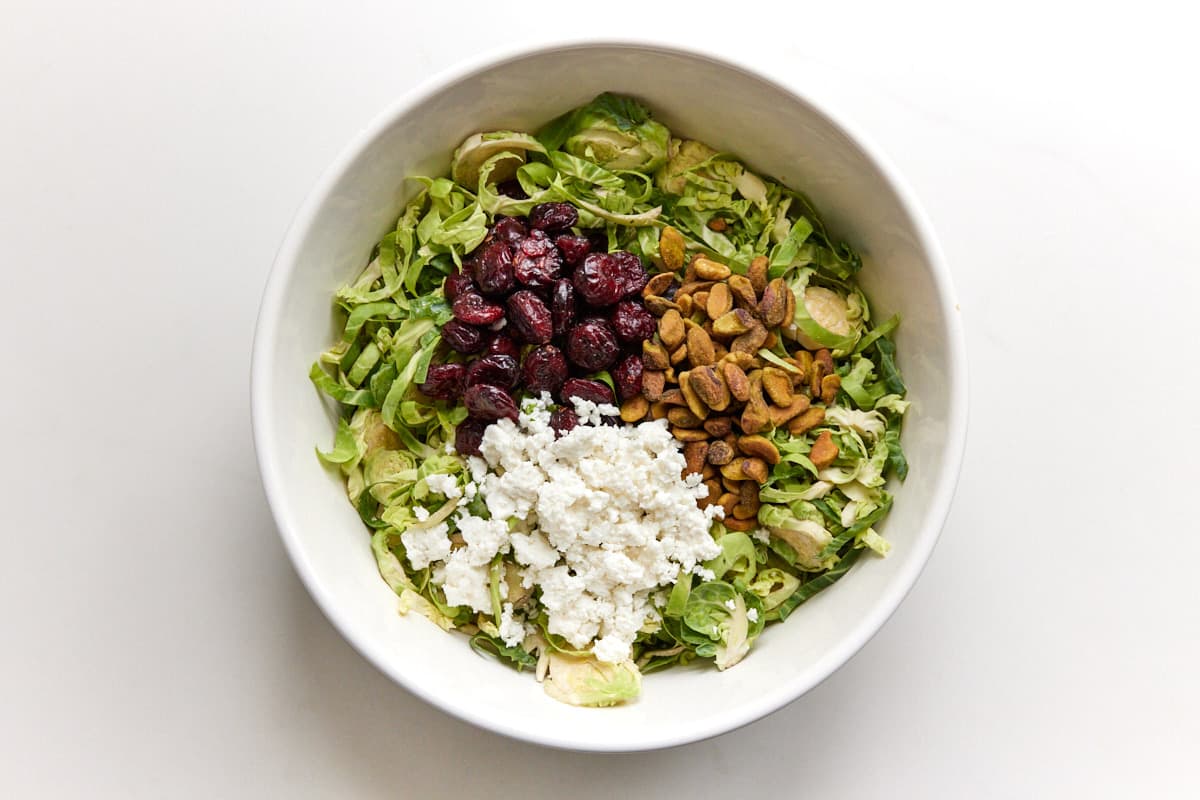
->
[251, 41, 967, 752]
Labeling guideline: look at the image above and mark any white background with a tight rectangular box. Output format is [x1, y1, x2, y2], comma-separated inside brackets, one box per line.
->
[3, 1, 1198, 797]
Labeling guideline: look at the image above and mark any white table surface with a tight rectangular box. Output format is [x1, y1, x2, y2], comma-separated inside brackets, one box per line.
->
[3, 2, 1198, 797]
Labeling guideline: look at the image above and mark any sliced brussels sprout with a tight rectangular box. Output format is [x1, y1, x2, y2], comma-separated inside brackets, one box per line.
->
[450, 131, 545, 190]
[363, 448, 418, 504]
[656, 139, 718, 194]
[759, 505, 833, 571]
[541, 652, 641, 707]
[783, 269, 864, 352]
[553, 93, 670, 172]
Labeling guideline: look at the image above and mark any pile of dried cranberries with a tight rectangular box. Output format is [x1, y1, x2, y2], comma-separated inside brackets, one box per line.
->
[417, 202, 658, 455]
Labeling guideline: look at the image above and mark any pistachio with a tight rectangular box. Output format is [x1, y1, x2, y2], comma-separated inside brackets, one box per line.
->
[723, 351, 758, 371]
[669, 343, 689, 366]
[717, 491, 739, 517]
[759, 278, 789, 327]
[762, 330, 778, 350]
[821, 373, 841, 405]
[686, 326, 717, 367]
[701, 463, 716, 480]
[645, 295, 681, 316]
[733, 480, 761, 519]
[642, 369, 666, 401]
[706, 439, 735, 465]
[658, 309, 685, 350]
[783, 280, 796, 322]
[659, 226, 686, 272]
[722, 517, 758, 532]
[644, 271, 676, 298]
[667, 406, 704, 428]
[671, 426, 711, 442]
[660, 388, 687, 406]
[740, 457, 770, 484]
[815, 348, 834, 374]
[692, 291, 710, 316]
[701, 479, 724, 508]
[642, 339, 670, 370]
[677, 371, 711, 420]
[649, 400, 670, 420]
[703, 416, 734, 438]
[809, 354, 826, 398]
[728, 274, 759, 309]
[707, 283, 733, 319]
[677, 280, 717, 296]
[767, 395, 812, 427]
[683, 441, 709, 475]
[731, 322, 769, 354]
[620, 396, 650, 423]
[712, 308, 755, 337]
[736, 435, 781, 465]
[689, 366, 731, 411]
[747, 256, 769, 295]
[707, 217, 729, 232]
[719, 460, 750, 482]
[693, 256, 732, 281]
[809, 430, 839, 468]
[722, 361, 751, 403]
[786, 353, 811, 386]
[740, 393, 771, 435]
[787, 406, 825, 435]
[676, 293, 693, 316]
[761, 367, 794, 407]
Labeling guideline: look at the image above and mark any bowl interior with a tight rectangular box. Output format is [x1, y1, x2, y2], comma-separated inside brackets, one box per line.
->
[253, 43, 964, 751]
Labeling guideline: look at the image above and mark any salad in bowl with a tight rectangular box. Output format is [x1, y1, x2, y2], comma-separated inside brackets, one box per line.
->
[310, 93, 908, 707]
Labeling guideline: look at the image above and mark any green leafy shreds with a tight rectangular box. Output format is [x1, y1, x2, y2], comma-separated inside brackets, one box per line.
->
[470, 633, 537, 671]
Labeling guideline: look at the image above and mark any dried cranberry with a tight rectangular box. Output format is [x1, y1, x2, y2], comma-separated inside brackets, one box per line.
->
[465, 354, 519, 390]
[452, 292, 504, 325]
[521, 345, 569, 396]
[495, 180, 528, 200]
[610, 299, 657, 344]
[443, 271, 475, 303]
[485, 333, 520, 358]
[491, 216, 528, 242]
[529, 202, 579, 231]
[587, 229, 609, 253]
[549, 408, 578, 437]
[611, 251, 649, 297]
[441, 319, 485, 353]
[561, 378, 615, 406]
[550, 279, 577, 337]
[473, 240, 516, 296]
[463, 384, 518, 422]
[506, 290, 553, 344]
[554, 234, 591, 266]
[418, 362, 467, 400]
[613, 354, 644, 401]
[565, 319, 620, 371]
[573, 253, 624, 307]
[513, 235, 563, 288]
[454, 417, 490, 456]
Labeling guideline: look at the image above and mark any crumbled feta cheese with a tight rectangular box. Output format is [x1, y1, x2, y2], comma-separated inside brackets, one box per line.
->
[430, 395, 722, 663]
[413, 506, 430, 522]
[692, 565, 716, 581]
[463, 481, 478, 500]
[747, 607, 759, 623]
[440, 550, 494, 613]
[724, 598, 737, 611]
[425, 473, 461, 499]
[400, 521, 450, 570]
[498, 602, 527, 647]
[752, 528, 770, 544]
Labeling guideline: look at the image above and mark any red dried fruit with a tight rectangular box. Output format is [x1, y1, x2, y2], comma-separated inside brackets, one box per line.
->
[610, 299, 657, 344]
[521, 345, 569, 396]
[613, 354, 644, 402]
[441, 319, 485, 353]
[443, 271, 475, 303]
[484, 333, 520, 358]
[529, 202, 579, 231]
[549, 408, 578, 437]
[561, 378, 615, 406]
[506, 290, 553, 344]
[565, 318, 620, 371]
[452, 292, 505, 325]
[554, 234, 591, 266]
[465, 354, 519, 390]
[496, 180, 528, 200]
[513, 235, 563, 288]
[418, 362, 467, 400]
[611, 250, 649, 297]
[490, 216, 528, 242]
[573, 253, 624, 307]
[550, 278, 577, 337]
[463, 384, 519, 422]
[473, 240, 516, 296]
[454, 417, 490, 456]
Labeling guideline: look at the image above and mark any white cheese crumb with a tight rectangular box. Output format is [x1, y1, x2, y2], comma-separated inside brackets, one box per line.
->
[724, 598, 736, 611]
[425, 473, 461, 499]
[752, 528, 770, 544]
[400, 521, 450, 570]
[747, 607, 759, 623]
[463, 481, 478, 500]
[413, 506, 430, 522]
[440, 549, 494, 613]
[498, 602, 527, 647]
[693, 565, 716, 581]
